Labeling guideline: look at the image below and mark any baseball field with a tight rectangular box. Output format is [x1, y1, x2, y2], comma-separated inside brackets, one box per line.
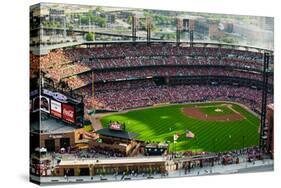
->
[100, 102, 260, 152]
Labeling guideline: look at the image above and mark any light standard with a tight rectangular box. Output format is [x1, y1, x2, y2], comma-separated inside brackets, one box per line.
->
[167, 141, 171, 154]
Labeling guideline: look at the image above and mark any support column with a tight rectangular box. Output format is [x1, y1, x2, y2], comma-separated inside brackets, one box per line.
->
[132, 15, 138, 44]
[146, 16, 152, 45]
[63, 16, 67, 39]
[259, 53, 271, 152]
[189, 19, 195, 47]
[176, 18, 183, 46]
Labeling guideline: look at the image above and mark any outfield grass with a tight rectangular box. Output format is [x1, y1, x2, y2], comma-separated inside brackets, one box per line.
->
[199, 105, 233, 115]
[100, 102, 260, 152]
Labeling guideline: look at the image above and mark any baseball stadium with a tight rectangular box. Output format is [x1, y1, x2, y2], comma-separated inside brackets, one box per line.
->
[29, 3, 274, 184]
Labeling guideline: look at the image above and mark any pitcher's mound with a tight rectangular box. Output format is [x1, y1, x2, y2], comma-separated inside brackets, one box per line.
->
[215, 108, 223, 112]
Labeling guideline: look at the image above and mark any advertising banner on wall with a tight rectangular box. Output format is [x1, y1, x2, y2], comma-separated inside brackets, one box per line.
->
[62, 103, 75, 123]
[50, 100, 62, 118]
[40, 96, 50, 113]
[32, 97, 39, 112]
[43, 89, 68, 103]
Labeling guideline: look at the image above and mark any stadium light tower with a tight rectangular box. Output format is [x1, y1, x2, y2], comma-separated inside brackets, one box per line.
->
[146, 16, 152, 45]
[259, 52, 271, 153]
[176, 18, 183, 46]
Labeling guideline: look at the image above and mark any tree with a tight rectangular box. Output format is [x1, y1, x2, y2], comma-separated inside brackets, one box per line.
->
[96, 7, 104, 13]
[86, 32, 94, 41]
[127, 16, 132, 25]
[93, 16, 106, 27]
[80, 16, 89, 25]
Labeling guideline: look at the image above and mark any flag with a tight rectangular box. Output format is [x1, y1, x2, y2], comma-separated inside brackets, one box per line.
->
[186, 130, 194, 138]
[173, 133, 180, 142]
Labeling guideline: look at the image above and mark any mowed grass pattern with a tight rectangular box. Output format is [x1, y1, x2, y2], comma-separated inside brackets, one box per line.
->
[100, 102, 260, 152]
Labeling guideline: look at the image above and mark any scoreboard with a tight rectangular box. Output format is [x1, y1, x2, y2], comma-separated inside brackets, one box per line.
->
[30, 88, 84, 127]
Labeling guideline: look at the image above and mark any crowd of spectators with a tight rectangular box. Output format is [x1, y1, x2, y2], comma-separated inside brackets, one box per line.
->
[82, 56, 263, 70]
[63, 66, 270, 89]
[36, 45, 271, 84]
[64, 45, 264, 60]
[33, 45, 273, 114]
[74, 148, 125, 159]
[80, 80, 273, 113]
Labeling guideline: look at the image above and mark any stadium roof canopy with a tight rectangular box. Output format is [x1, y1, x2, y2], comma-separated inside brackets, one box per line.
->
[96, 128, 139, 140]
[30, 40, 273, 55]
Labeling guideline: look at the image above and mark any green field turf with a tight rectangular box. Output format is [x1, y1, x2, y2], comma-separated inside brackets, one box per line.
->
[100, 102, 260, 152]
[199, 105, 233, 115]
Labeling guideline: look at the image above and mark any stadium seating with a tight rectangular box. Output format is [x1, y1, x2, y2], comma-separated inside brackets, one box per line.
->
[33, 44, 273, 113]
[81, 83, 273, 113]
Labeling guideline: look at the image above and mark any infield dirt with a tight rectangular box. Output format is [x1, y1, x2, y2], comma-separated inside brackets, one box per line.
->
[182, 104, 245, 121]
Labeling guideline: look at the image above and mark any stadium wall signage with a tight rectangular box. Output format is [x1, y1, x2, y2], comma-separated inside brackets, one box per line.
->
[43, 89, 68, 103]
[109, 123, 123, 131]
[48, 134, 64, 139]
[30, 89, 38, 97]
[40, 96, 50, 113]
[62, 103, 75, 123]
[50, 99, 62, 118]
